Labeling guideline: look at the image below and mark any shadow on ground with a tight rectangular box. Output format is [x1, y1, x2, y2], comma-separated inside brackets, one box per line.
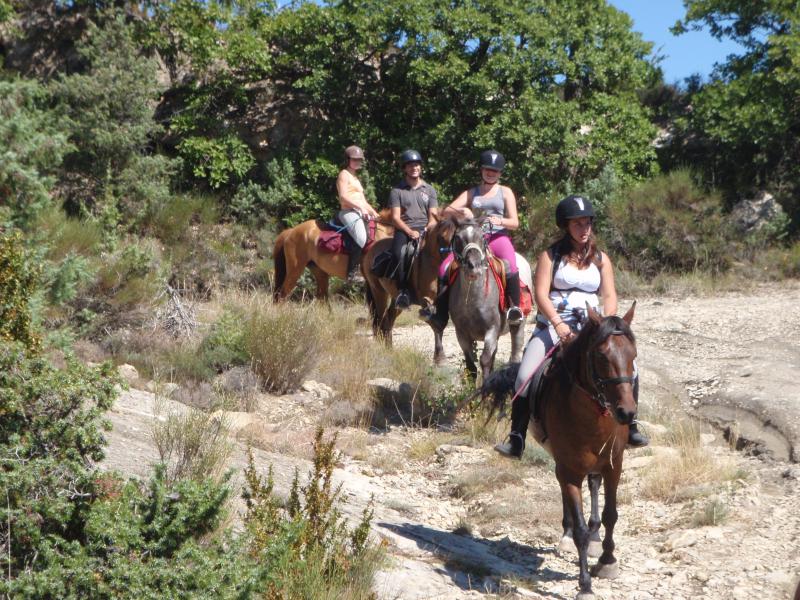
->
[379, 521, 574, 595]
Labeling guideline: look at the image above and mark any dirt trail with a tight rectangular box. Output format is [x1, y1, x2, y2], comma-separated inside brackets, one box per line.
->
[102, 282, 800, 599]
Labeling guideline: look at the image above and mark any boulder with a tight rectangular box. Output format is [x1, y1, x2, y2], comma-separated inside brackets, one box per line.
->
[730, 191, 785, 234]
[117, 364, 139, 385]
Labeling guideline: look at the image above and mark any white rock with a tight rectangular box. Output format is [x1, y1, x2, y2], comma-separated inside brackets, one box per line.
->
[700, 433, 716, 445]
[638, 420, 669, 436]
[627, 455, 655, 469]
[644, 558, 667, 571]
[300, 379, 335, 400]
[117, 363, 139, 384]
[662, 530, 699, 552]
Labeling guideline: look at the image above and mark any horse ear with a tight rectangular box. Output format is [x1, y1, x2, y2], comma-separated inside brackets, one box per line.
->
[622, 300, 636, 325]
[586, 302, 602, 325]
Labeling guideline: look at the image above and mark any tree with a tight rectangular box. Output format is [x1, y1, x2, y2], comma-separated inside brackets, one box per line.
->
[671, 0, 800, 222]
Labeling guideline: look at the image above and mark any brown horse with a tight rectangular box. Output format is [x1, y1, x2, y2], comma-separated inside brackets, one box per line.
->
[483, 302, 638, 600]
[363, 217, 455, 363]
[272, 209, 393, 301]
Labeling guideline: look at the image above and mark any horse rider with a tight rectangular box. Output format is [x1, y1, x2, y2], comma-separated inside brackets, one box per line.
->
[494, 194, 649, 459]
[337, 145, 379, 283]
[421, 149, 524, 328]
[389, 149, 439, 309]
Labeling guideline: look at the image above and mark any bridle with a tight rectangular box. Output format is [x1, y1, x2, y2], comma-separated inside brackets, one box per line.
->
[571, 328, 635, 414]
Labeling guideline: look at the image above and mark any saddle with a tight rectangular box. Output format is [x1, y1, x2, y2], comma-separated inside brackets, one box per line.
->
[370, 238, 416, 279]
[447, 255, 533, 316]
[317, 218, 377, 254]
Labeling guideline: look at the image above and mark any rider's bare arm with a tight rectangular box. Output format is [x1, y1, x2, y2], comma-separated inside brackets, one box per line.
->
[598, 253, 618, 316]
[443, 190, 474, 219]
[391, 207, 417, 237]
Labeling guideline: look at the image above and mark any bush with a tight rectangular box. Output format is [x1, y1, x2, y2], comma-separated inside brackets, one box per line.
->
[0, 231, 41, 350]
[242, 428, 379, 599]
[604, 170, 733, 278]
[198, 310, 249, 373]
[244, 302, 324, 394]
[151, 404, 232, 485]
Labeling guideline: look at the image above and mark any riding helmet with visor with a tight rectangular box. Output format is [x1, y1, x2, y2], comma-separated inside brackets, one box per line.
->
[479, 149, 505, 171]
[400, 149, 423, 165]
[344, 145, 365, 160]
[555, 195, 595, 229]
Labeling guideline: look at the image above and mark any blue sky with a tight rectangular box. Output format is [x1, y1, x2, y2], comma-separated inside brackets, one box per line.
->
[608, 0, 746, 84]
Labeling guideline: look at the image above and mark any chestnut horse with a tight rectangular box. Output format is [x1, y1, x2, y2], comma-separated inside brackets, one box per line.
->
[363, 217, 455, 363]
[484, 302, 638, 600]
[272, 209, 393, 301]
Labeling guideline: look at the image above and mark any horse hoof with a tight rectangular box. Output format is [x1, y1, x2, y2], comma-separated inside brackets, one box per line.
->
[557, 535, 574, 554]
[591, 560, 620, 579]
[575, 593, 596, 600]
[588, 540, 602, 558]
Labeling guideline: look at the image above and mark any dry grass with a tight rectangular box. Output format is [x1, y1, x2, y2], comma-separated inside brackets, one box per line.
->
[150, 398, 233, 485]
[640, 419, 742, 503]
[407, 430, 453, 462]
[449, 460, 521, 501]
[690, 496, 729, 527]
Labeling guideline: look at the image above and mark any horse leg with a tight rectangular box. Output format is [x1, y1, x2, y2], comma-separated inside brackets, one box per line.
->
[557, 466, 594, 599]
[587, 474, 603, 558]
[455, 329, 478, 381]
[479, 331, 498, 387]
[590, 464, 622, 580]
[558, 492, 575, 553]
[308, 265, 330, 303]
[431, 324, 445, 365]
[380, 300, 400, 346]
[509, 322, 525, 363]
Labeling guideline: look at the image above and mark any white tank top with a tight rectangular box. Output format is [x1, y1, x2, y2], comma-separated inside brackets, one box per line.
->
[548, 258, 601, 318]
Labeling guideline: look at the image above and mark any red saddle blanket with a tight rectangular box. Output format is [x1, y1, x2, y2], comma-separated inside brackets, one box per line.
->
[447, 258, 533, 316]
[317, 220, 377, 254]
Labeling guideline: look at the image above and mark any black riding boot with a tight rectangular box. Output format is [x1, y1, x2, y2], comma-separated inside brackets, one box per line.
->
[346, 244, 364, 284]
[494, 394, 530, 459]
[505, 272, 524, 325]
[420, 274, 449, 330]
[628, 376, 649, 447]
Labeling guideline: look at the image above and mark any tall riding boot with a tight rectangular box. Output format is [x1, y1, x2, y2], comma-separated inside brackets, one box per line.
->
[628, 376, 649, 447]
[420, 274, 449, 330]
[494, 394, 530, 459]
[505, 272, 524, 325]
[346, 244, 365, 284]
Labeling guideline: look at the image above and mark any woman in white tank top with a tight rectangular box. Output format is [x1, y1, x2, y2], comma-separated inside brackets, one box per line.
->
[494, 195, 648, 458]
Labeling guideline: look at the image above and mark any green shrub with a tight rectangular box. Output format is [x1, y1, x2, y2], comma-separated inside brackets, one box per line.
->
[604, 170, 733, 278]
[199, 310, 249, 373]
[242, 428, 379, 599]
[0, 231, 41, 350]
[244, 302, 324, 394]
[178, 134, 255, 189]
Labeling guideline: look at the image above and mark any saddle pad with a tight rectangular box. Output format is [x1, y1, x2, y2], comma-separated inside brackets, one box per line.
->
[520, 283, 533, 316]
[317, 219, 377, 254]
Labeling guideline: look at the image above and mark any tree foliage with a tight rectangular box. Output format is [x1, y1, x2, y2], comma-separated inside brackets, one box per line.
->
[670, 0, 800, 220]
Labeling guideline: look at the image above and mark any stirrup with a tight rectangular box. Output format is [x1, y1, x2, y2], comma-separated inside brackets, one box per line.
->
[494, 432, 525, 459]
[506, 305, 524, 325]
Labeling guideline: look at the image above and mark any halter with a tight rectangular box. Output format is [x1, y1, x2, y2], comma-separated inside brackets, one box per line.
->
[457, 241, 486, 264]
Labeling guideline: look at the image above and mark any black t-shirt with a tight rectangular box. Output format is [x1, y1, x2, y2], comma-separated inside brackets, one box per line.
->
[388, 180, 438, 229]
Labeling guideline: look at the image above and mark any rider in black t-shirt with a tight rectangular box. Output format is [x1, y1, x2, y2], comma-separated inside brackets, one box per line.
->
[388, 149, 439, 309]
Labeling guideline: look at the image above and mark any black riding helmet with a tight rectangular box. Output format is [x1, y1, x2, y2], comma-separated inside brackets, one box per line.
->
[555, 195, 595, 228]
[400, 149, 423, 165]
[479, 149, 505, 171]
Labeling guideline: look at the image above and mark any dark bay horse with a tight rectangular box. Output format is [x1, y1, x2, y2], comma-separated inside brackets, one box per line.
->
[363, 217, 455, 363]
[484, 302, 638, 600]
[272, 209, 393, 301]
[449, 218, 524, 382]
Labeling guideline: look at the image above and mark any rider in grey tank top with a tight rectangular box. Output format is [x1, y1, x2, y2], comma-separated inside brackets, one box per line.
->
[470, 186, 506, 232]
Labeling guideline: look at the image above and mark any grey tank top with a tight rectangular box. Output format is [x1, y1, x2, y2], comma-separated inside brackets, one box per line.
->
[469, 185, 505, 232]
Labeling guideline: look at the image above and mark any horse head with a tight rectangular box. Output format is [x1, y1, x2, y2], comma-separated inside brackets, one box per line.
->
[573, 302, 638, 425]
[451, 218, 487, 279]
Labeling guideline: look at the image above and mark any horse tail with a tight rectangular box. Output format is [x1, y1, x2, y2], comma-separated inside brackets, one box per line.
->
[476, 362, 521, 421]
[272, 229, 290, 300]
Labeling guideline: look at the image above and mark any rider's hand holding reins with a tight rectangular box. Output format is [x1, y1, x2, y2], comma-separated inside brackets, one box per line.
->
[553, 319, 574, 342]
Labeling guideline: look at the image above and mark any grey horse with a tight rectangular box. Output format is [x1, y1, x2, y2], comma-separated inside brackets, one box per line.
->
[448, 218, 525, 383]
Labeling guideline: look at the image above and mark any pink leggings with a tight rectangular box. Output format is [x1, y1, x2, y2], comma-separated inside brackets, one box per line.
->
[439, 231, 518, 278]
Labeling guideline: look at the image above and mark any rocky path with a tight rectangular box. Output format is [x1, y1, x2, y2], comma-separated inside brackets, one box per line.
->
[102, 282, 800, 599]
